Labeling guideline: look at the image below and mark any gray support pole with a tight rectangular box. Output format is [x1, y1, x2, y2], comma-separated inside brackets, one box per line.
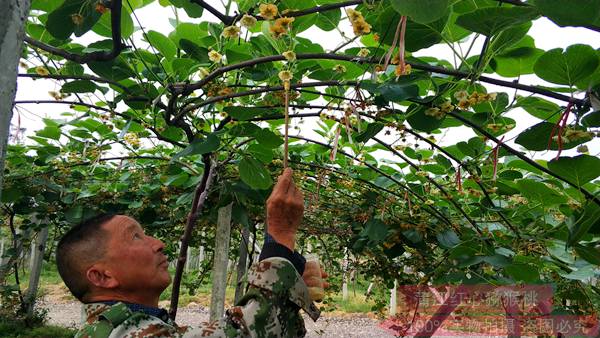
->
[209, 203, 232, 321]
[234, 224, 249, 304]
[0, 0, 31, 202]
[25, 220, 49, 317]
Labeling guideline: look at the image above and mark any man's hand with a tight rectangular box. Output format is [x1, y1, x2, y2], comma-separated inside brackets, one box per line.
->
[267, 168, 304, 251]
[303, 266, 330, 289]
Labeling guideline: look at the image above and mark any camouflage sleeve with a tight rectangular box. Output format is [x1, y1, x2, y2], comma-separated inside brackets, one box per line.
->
[176, 256, 321, 338]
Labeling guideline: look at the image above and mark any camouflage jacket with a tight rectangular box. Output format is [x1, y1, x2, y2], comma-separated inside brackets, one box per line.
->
[76, 257, 320, 338]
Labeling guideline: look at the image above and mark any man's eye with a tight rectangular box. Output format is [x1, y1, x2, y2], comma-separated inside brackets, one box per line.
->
[133, 233, 142, 239]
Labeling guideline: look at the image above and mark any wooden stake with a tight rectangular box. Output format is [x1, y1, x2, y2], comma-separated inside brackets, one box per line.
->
[283, 81, 290, 168]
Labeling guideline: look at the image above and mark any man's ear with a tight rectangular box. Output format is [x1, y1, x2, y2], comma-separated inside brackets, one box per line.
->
[86, 264, 119, 289]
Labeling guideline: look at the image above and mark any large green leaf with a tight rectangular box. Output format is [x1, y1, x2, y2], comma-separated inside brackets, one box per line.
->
[505, 263, 540, 283]
[224, 106, 269, 121]
[455, 7, 539, 36]
[547, 155, 600, 187]
[354, 122, 384, 143]
[436, 230, 460, 249]
[514, 96, 561, 123]
[315, 8, 341, 31]
[568, 201, 600, 245]
[146, 30, 177, 61]
[533, 45, 600, 87]
[574, 244, 600, 265]
[179, 39, 210, 63]
[88, 58, 136, 81]
[516, 179, 567, 206]
[60, 80, 97, 93]
[46, 0, 102, 39]
[531, 0, 600, 27]
[407, 106, 444, 133]
[239, 157, 273, 190]
[92, 6, 134, 39]
[515, 122, 591, 151]
[171, 134, 220, 160]
[390, 0, 449, 24]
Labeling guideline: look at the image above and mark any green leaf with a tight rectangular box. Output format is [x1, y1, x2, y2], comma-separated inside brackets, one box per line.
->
[88, 58, 136, 81]
[390, 0, 449, 24]
[1, 187, 23, 203]
[354, 122, 384, 143]
[179, 39, 210, 63]
[547, 155, 600, 187]
[61, 80, 97, 93]
[224, 106, 269, 121]
[514, 96, 561, 123]
[360, 219, 390, 245]
[46, 0, 102, 39]
[172, 134, 220, 160]
[378, 81, 420, 102]
[568, 202, 600, 245]
[239, 157, 273, 190]
[534, 45, 600, 87]
[505, 263, 539, 283]
[146, 30, 177, 61]
[436, 230, 460, 249]
[407, 104, 446, 133]
[531, 0, 600, 28]
[92, 6, 134, 39]
[515, 122, 592, 151]
[455, 7, 539, 36]
[315, 8, 341, 31]
[516, 179, 567, 206]
[582, 111, 600, 127]
[574, 245, 600, 265]
[255, 129, 283, 148]
[37, 126, 62, 140]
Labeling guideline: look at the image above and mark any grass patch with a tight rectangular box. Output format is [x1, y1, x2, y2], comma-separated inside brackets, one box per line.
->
[0, 321, 76, 338]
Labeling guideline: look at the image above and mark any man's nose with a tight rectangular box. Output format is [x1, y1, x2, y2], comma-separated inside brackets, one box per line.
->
[150, 236, 165, 252]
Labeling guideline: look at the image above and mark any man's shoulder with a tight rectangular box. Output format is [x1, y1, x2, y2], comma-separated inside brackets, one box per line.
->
[78, 302, 178, 337]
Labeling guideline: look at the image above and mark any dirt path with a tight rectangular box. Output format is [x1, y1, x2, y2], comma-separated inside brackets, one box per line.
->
[39, 298, 395, 337]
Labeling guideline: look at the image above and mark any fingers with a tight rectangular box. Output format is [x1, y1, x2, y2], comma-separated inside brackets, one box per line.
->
[321, 268, 328, 279]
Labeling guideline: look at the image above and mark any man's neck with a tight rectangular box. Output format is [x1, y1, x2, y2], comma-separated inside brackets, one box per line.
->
[86, 291, 160, 308]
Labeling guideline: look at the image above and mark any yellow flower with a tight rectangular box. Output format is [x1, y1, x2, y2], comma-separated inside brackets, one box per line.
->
[240, 14, 257, 28]
[222, 25, 241, 38]
[352, 20, 371, 36]
[346, 8, 363, 22]
[259, 3, 278, 20]
[457, 100, 470, 110]
[270, 17, 294, 38]
[71, 13, 84, 26]
[358, 48, 370, 57]
[439, 101, 454, 113]
[394, 63, 411, 77]
[373, 33, 380, 42]
[577, 145, 589, 153]
[208, 50, 222, 63]
[198, 67, 210, 77]
[35, 66, 49, 76]
[278, 70, 293, 81]
[282, 50, 296, 61]
[454, 90, 468, 101]
[333, 64, 346, 73]
[424, 107, 441, 117]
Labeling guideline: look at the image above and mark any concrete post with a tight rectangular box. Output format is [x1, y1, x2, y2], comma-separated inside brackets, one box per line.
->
[209, 203, 232, 321]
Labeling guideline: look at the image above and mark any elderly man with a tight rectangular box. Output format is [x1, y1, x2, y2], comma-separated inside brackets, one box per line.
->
[56, 168, 327, 337]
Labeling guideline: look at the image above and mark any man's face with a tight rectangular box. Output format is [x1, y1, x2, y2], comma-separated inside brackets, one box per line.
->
[101, 216, 171, 294]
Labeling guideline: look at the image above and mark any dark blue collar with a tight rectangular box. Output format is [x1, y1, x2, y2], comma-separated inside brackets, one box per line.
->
[100, 301, 169, 321]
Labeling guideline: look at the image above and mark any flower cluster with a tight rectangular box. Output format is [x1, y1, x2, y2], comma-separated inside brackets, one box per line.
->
[554, 129, 594, 143]
[208, 50, 222, 63]
[424, 101, 455, 119]
[282, 50, 296, 61]
[358, 48, 370, 57]
[333, 64, 346, 73]
[240, 14, 257, 28]
[259, 3, 278, 20]
[346, 9, 371, 36]
[222, 25, 240, 38]
[454, 90, 497, 110]
[270, 17, 294, 38]
[395, 63, 411, 77]
[35, 66, 49, 76]
[486, 123, 514, 133]
[71, 13, 84, 25]
[124, 133, 141, 148]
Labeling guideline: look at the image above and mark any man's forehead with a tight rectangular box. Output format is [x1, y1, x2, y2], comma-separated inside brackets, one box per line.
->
[103, 215, 141, 232]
